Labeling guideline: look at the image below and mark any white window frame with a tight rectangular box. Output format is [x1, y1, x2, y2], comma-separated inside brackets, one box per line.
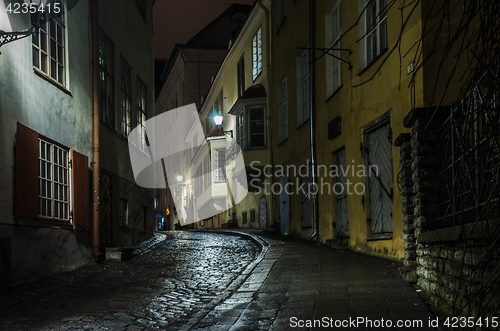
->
[296, 47, 310, 126]
[32, 0, 67, 86]
[252, 28, 263, 81]
[326, 0, 342, 97]
[38, 138, 72, 221]
[279, 75, 288, 143]
[358, 0, 388, 70]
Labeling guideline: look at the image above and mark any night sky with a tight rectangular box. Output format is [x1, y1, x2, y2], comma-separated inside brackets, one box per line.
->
[153, 0, 254, 59]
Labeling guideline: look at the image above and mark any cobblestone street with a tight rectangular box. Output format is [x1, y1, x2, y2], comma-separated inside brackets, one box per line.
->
[0, 230, 440, 331]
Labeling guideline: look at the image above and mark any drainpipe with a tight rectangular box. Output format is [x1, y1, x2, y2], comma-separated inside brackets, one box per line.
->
[91, 0, 102, 260]
[257, 0, 274, 230]
[309, 0, 318, 241]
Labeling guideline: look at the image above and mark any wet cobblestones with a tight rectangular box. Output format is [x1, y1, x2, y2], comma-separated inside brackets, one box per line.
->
[0, 231, 260, 331]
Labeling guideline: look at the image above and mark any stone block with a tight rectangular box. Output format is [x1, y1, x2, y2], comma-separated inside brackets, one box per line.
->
[105, 247, 134, 262]
[430, 247, 441, 258]
[454, 249, 464, 262]
[403, 234, 415, 242]
[404, 241, 417, 251]
[403, 222, 415, 233]
[404, 250, 417, 261]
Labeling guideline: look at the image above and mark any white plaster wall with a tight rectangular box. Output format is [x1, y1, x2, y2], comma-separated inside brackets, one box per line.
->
[0, 0, 94, 284]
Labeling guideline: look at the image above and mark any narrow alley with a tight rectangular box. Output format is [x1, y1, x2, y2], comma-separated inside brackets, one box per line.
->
[0, 231, 439, 330]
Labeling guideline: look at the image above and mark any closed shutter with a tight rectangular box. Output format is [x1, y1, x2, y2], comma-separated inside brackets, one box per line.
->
[72, 150, 89, 226]
[15, 123, 38, 219]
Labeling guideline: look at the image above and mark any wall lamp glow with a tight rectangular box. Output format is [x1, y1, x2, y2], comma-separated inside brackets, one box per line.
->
[213, 115, 233, 138]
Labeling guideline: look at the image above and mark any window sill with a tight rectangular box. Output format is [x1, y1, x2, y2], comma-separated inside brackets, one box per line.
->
[33, 67, 72, 97]
[325, 84, 343, 103]
[358, 47, 388, 77]
[37, 218, 73, 227]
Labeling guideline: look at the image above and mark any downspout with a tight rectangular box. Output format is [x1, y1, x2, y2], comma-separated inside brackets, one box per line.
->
[309, 0, 318, 241]
[91, 0, 102, 260]
[257, 0, 273, 230]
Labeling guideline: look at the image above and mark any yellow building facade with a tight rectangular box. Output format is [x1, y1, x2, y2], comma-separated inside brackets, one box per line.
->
[268, 0, 460, 261]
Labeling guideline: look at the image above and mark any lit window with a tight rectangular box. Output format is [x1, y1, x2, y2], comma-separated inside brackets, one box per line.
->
[32, 0, 66, 85]
[297, 48, 310, 125]
[326, 0, 342, 96]
[38, 138, 70, 220]
[98, 30, 115, 128]
[278, 75, 288, 142]
[215, 149, 226, 183]
[121, 58, 132, 137]
[252, 28, 262, 80]
[137, 78, 147, 153]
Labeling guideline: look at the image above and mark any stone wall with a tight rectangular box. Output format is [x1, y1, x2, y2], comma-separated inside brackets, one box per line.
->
[395, 107, 499, 317]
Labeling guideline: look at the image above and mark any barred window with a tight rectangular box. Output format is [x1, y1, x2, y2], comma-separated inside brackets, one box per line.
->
[38, 138, 70, 220]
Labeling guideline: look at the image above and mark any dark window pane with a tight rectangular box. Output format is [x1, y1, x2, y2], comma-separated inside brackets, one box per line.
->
[251, 134, 264, 147]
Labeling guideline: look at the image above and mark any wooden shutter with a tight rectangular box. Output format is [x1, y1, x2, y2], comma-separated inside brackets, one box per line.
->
[72, 150, 89, 226]
[15, 123, 39, 219]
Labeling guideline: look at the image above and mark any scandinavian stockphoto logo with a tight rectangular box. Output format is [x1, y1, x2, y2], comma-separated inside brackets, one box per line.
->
[128, 104, 249, 225]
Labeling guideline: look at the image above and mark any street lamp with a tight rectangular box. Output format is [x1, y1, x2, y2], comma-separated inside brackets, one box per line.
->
[176, 175, 183, 182]
[213, 114, 233, 138]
